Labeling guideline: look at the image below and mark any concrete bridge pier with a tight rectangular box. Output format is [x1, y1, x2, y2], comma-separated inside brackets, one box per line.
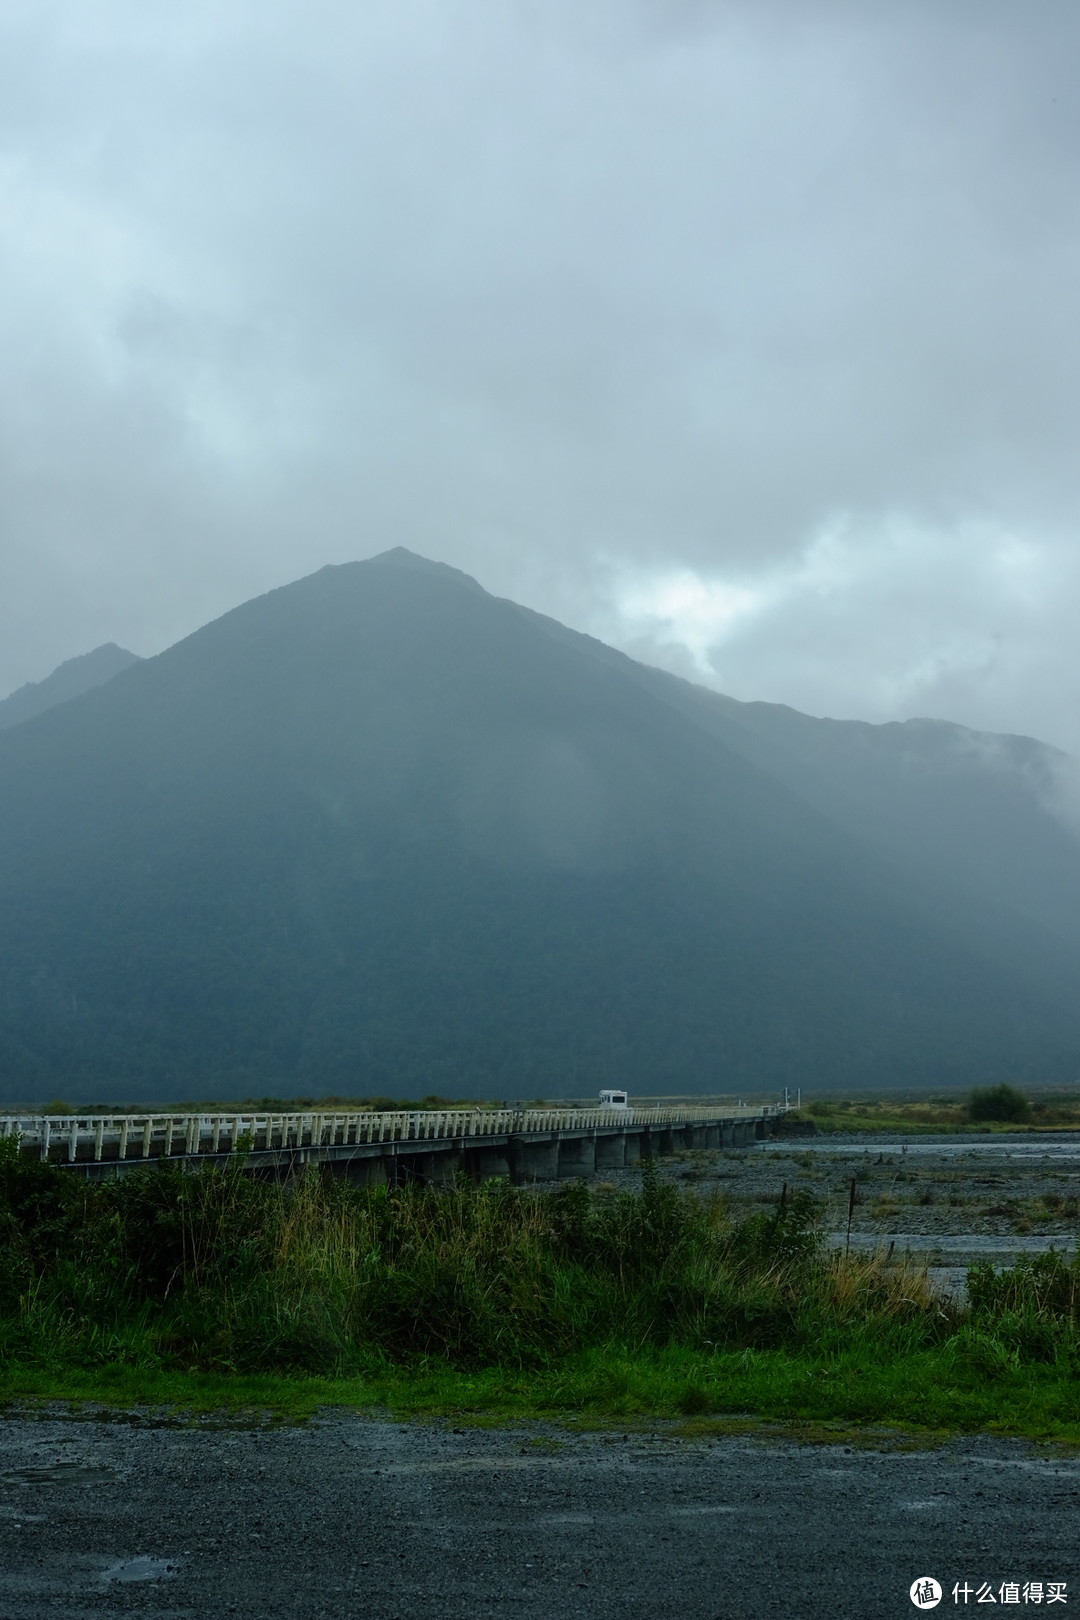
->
[339, 1155, 389, 1188]
[465, 1146, 513, 1181]
[621, 1132, 645, 1166]
[510, 1138, 560, 1182]
[558, 1137, 596, 1178]
[415, 1150, 460, 1186]
[594, 1135, 626, 1172]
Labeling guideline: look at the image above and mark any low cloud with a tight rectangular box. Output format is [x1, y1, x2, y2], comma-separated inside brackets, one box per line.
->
[1, 1, 1079, 755]
[598, 518, 1080, 755]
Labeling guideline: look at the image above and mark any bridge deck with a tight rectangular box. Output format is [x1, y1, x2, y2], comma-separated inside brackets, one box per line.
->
[0, 1103, 785, 1172]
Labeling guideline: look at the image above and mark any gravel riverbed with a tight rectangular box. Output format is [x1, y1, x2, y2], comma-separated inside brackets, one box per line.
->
[580, 1131, 1080, 1255]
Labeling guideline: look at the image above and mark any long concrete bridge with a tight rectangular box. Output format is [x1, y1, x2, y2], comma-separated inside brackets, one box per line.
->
[0, 1101, 788, 1182]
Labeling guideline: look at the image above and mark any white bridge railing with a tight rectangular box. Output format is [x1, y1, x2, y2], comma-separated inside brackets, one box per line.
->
[0, 1103, 786, 1165]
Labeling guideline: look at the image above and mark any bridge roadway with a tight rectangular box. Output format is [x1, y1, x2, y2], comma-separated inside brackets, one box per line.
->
[0, 1102, 787, 1182]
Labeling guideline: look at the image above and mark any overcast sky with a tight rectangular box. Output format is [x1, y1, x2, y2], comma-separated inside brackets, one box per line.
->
[3, 1, 1080, 751]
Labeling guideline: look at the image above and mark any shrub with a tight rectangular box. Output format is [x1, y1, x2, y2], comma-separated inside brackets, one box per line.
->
[7, 1153, 1077, 1382]
[968, 1084, 1033, 1124]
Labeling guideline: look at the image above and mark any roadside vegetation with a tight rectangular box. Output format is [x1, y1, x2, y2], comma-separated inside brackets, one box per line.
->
[3, 1139, 1080, 1438]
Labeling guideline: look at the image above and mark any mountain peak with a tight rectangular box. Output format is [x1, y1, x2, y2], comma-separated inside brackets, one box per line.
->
[361, 547, 486, 590]
[0, 642, 142, 732]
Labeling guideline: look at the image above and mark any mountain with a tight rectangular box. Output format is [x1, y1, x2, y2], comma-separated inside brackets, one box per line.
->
[0, 644, 142, 732]
[610, 666, 1080, 961]
[0, 548, 1078, 1104]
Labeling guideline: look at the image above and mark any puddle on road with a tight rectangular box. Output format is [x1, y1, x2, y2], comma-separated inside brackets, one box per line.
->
[667, 1504, 740, 1516]
[100, 1556, 182, 1584]
[1, 1462, 119, 1487]
[533, 1504, 740, 1528]
[355, 1448, 691, 1476]
[0, 1402, 300, 1431]
[967, 1455, 1080, 1478]
[358, 1455, 566, 1474]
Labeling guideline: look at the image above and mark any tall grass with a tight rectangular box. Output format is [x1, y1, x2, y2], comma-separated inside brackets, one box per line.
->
[3, 1139, 1080, 1426]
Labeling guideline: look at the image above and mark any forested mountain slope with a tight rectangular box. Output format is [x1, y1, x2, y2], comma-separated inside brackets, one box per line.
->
[625, 667, 1080, 960]
[0, 549, 1077, 1102]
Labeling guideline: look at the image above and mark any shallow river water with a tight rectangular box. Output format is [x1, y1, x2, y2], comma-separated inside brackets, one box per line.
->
[757, 1136, 1080, 1162]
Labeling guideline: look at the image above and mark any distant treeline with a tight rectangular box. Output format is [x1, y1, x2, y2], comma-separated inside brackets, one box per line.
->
[807, 1084, 1078, 1128]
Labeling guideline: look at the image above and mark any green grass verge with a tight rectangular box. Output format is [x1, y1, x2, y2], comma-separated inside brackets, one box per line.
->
[4, 1344, 1080, 1443]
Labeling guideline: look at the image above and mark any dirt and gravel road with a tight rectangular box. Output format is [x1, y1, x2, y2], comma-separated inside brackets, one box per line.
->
[2, 1409, 1078, 1620]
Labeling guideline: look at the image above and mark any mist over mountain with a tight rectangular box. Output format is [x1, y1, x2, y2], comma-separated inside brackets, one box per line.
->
[0, 644, 142, 732]
[1, 549, 1078, 1105]
[616, 666, 1080, 964]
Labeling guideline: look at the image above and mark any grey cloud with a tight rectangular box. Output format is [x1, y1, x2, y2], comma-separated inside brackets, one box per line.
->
[1, 0, 1079, 752]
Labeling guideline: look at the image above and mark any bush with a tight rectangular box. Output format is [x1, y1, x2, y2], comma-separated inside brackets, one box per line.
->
[8, 1153, 1076, 1382]
[0, 1152, 843, 1373]
[968, 1250, 1080, 1319]
[968, 1084, 1033, 1124]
